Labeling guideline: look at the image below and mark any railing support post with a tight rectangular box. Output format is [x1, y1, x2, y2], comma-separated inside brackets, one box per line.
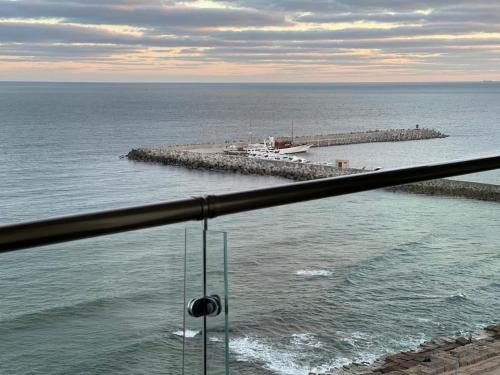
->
[202, 216, 208, 375]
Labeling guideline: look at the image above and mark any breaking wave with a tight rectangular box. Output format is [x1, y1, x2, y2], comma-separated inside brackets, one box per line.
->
[230, 336, 307, 375]
[172, 329, 200, 338]
[296, 269, 332, 277]
[445, 291, 468, 302]
[230, 336, 350, 375]
[290, 333, 322, 348]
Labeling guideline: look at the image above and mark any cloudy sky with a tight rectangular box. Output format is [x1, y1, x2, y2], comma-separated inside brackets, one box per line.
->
[1, 0, 499, 82]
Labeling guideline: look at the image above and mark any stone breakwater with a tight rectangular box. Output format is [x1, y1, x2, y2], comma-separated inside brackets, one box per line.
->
[163, 128, 448, 152]
[322, 324, 500, 375]
[127, 148, 361, 180]
[127, 148, 500, 203]
[289, 128, 447, 147]
[388, 179, 500, 203]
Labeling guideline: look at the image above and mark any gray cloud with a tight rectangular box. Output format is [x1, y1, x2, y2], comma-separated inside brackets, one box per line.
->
[0, 1, 285, 28]
[218, 0, 500, 13]
[296, 6, 500, 25]
[1, 0, 499, 78]
[214, 23, 500, 42]
[0, 43, 139, 60]
[2, 20, 498, 46]
[0, 22, 228, 47]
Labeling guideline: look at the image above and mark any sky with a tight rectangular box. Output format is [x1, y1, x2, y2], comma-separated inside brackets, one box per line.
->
[0, 0, 499, 82]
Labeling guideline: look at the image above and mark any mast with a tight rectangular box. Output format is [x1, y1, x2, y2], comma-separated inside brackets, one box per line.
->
[249, 120, 253, 144]
[291, 121, 294, 145]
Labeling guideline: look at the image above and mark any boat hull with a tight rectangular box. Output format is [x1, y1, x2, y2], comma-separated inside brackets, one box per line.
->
[278, 144, 312, 154]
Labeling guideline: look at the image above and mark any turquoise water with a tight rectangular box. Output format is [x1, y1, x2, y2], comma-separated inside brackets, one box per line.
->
[0, 82, 499, 374]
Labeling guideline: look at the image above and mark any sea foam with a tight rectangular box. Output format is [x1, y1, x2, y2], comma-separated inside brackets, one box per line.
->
[291, 333, 322, 348]
[172, 329, 200, 338]
[296, 269, 332, 277]
[230, 336, 351, 375]
[230, 336, 323, 375]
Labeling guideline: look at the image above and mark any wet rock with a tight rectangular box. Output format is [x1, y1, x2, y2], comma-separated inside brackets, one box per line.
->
[456, 337, 470, 346]
[486, 324, 500, 333]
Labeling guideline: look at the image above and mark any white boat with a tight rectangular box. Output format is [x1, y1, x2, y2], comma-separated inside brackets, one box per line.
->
[247, 150, 308, 163]
[246, 137, 312, 155]
[244, 143, 274, 153]
[278, 144, 312, 154]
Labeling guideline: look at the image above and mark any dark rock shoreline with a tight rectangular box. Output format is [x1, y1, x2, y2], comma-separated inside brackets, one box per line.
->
[322, 324, 500, 375]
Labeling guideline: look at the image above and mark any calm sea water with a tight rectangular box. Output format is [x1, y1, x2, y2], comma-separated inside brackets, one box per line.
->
[0, 82, 499, 374]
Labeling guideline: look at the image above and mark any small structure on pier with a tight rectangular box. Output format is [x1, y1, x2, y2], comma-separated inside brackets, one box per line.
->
[336, 159, 349, 169]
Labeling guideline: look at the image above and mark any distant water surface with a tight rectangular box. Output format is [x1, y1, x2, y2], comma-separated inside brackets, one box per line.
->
[0, 82, 499, 374]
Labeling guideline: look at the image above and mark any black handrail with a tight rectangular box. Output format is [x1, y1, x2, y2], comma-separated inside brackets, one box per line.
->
[1, 155, 499, 253]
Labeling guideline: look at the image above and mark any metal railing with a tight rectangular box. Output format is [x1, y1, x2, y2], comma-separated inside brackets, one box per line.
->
[1, 154, 499, 253]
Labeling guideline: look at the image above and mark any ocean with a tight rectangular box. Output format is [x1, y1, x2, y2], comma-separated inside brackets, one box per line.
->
[0, 82, 499, 374]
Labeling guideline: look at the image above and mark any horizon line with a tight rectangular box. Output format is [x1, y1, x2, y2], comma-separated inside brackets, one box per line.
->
[0, 79, 498, 85]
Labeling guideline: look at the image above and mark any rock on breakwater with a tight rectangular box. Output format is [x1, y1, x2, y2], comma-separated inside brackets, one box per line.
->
[389, 179, 500, 203]
[127, 147, 362, 180]
[290, 128, 448, 147]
